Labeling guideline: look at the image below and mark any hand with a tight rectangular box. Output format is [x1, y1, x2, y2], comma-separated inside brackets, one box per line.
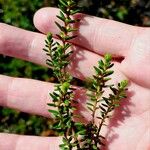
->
[0, 7, 150, 150]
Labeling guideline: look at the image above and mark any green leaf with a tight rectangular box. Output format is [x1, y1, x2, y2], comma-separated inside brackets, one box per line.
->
[66, 120, 71, 128]
[67, 27, 77, 32]
[100, 106, 106, 112]
[110, 86, 118, 95]
[65, 35, 77, 40]
[43, 48, 48, 52]
[104, 77, 111, 82]
[75, 122, 85, 130]
[119, 94, 127, 99]
[86, 102, 94, 107]
[98, 60, 104, 70]
[77, 129, 86, 135]
[114, 103, 120, 107]
[63, 51, 73, 59]
[61, 82, 70, 93]
[70, 9, 80, 15]
[56, 34, 65, 41]
[53, 92, 60, 97]
[47, 32, 53, 42]
[71, 107, 77, 111]
[53, 121, 62, 129]
[58, 4, 66, 14]
[65, 19, 76, 24]
[49, 93, 58, 102]
[104, 53, 112, 62]
[107, 63, 114, 69]
[104, 70, 114, 77]
[96, 116, 102, 120]
[59, 144, 66, 148]
[47, 103, 56, 107]
[48, 109, 59, 116]
[59, 0, 68, 7]
[64, 43, 72, 50]
[55, 21, 67, 33]
[94, 66, 102, 75]
[46, 59, 53, 66]
[58, 11, 66, 21]
[62, 137, 68, 144]
[57, 15, 65, 22]
[64, 99, 70, 106]
[119, 80, 128, 89]
[101, 103, 108, 108]
[93, 145, 97, 150]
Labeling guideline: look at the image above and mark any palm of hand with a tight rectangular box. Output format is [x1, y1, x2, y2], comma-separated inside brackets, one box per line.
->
[101, 63, 150, 150]
[105, 29, 150, 150]
[0, 7, 150, 150]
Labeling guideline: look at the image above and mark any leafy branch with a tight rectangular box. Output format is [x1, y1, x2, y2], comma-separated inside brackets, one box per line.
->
[43, 0, 80, 83]
[43, 0, 84, 149]
[80, 54, 128, 149]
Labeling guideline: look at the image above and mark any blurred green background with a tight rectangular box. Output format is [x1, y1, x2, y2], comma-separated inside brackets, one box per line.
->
[0, 0, 150, 136]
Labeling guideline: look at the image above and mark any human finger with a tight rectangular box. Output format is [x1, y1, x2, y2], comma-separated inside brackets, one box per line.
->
[0, 23, 120, 80]
[34, 7, 139, 57]
[0, 75, 91, 121]
[0, 75, 150, 120]
[0, 133, 61, 150]
[0, 23, 46, 65]
[121, 28, 150, 88]
[0, 75, 54, 117]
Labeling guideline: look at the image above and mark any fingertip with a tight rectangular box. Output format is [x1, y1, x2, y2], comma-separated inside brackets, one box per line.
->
[33, 7, 59, 34]
[121, 57, 150, 89]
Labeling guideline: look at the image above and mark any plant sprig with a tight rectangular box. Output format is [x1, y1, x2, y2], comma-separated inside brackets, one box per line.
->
[43, 0, 80, 84]
[80, 54, 128, 149]
[44, 0, 84, 149]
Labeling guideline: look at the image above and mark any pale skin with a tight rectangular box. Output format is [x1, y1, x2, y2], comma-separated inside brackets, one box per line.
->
[0, 7, 150, 150]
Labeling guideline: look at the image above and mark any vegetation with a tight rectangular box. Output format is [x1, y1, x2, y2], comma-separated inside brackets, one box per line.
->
[44, 0, 127, 149]
[0, 0, 149, 138]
